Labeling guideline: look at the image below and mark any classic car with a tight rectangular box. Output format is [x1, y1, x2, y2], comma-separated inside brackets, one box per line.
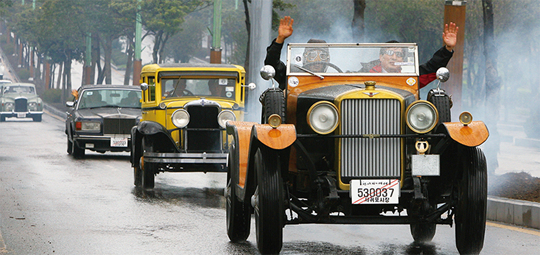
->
[0, 82, 43, 122]
[65, 85, 142, 158]
[225, 43, 489, 254]
[131, 63, 253, 189]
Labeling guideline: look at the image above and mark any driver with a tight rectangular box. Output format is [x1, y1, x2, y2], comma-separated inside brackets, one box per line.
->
[264, 16, 329, 90]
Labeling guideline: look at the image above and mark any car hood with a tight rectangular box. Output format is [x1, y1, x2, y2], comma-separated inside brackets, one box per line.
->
[75, 108, 141, 119]
[2, 93, 41, 101]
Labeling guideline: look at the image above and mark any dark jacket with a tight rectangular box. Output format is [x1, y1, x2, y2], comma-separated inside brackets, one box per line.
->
[264, 39, 288, 90]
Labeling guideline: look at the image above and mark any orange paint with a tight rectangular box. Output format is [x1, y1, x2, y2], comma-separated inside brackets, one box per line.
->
[443, 121, 489, 147]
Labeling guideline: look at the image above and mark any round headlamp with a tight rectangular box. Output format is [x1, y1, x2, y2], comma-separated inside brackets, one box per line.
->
[218, 110, 236, 128]
[171, 109, 190, 128]
[307, 101, 339, 134]
[406, 101, 438, 133]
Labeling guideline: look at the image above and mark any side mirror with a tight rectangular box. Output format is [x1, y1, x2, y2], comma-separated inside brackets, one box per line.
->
[242, 83, 256, 90]
[66, 101, 75, 108]
[260, 65, 276, 80]
[140, 83, 149, 91]
[436, 67, 450, 82]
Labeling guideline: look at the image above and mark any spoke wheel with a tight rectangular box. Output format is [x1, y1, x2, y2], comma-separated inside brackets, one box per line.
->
[254, 148, 284, 254]
[455, 147, 487, 255]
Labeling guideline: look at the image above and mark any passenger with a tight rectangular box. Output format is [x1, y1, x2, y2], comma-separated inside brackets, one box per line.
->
[361, 22, 459, 88]
[167, 79, 193, 97]
[121, 91, 141, 107]
[264, 16, 329, 90]
[209, 80, 226, 97]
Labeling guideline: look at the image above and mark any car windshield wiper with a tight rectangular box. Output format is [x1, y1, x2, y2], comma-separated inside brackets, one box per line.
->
[293, 64, 324, 79]
[85, 105, 119, 109]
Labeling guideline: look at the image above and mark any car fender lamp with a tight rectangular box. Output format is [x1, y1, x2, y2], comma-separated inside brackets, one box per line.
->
[268, 114, 282, 128]
[459, 111, 473, 126]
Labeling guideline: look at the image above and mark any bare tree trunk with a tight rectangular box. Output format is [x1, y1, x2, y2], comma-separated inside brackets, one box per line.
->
[152, 31, 163, 64]
[103, 36, 113, 84]
[56, 62, 63, 90]
[243, 0, 250, 73]
[92, 33, 100, 84]
[482, 0, 501, 173]
[351, 0, 366, 42]
[124, 35, 134, 85]
[158, 33, 170, 64]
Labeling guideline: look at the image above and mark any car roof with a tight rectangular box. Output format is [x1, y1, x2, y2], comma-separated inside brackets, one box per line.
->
[5, 82, 36, 87]
[78, 85, 141, 91]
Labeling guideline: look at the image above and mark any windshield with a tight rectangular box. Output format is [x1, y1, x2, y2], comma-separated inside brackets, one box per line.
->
[78, 89, 141, 109]
[161, 78, 236, 100]
[287, 43, 419, 76]
[3, 85, 36, 95]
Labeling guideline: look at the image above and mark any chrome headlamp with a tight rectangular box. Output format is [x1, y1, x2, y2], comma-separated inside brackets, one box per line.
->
[218, 110, 236, 128]
[307, 101, 339, 134]
[171, 109, 190, 128]
[406, 101, 438, 133]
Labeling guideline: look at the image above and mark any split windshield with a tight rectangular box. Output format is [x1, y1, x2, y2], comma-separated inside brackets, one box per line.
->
[287, 43, 419, 76]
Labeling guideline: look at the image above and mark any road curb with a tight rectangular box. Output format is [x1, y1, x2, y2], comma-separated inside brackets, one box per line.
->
[488, 196, 540, 230]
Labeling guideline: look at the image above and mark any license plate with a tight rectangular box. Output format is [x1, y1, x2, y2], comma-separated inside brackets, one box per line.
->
[17, 112, 26, 118]
[350, 179, 400, 204]
[111, 137, 128, 147]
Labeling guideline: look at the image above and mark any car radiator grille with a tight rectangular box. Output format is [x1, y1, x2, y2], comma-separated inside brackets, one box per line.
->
[15, 98, 28, 112]
[340, 99, 401, 179]
[103, 118, 137, 134]
[185, 106, 222, 152]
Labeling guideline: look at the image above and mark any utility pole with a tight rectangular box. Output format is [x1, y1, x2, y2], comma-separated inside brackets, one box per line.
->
[443, 0, 466, 119]
[133, 0, 142, 85]
[210, 0, 222, 64]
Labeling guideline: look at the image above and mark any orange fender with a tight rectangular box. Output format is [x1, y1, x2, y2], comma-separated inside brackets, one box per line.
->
[440, 121, 489, 147]
[226, 121, 257, 188]
[252, 124, 297, 150]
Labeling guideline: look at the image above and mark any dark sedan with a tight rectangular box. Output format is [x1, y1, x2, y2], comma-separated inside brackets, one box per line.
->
[65, 85, 142, 158]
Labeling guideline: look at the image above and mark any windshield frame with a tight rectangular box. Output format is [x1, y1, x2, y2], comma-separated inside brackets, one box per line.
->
[286, 43, 419, 77]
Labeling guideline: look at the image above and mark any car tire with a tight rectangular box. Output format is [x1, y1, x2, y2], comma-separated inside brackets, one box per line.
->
[72, 141, 85, 158]
[254, 147, 284, 254]
[141, 139, 155, 189]
[0, 115, 5, 122]
[134, 159, 142, 187]
[226, 143, 251, 242]
[261, 88, 286, 124]
[410, 222, 436, 243]
[32, 115, 42, 122]
[67, 138, 73, 155]
[455, 146, 487, 255]
[427, 89, 451, 124]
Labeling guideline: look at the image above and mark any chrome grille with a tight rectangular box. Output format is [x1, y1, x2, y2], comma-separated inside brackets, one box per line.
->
[15, 98, 28, 112]
[103, 118, 137, 134]
[340, 99, 401, 178]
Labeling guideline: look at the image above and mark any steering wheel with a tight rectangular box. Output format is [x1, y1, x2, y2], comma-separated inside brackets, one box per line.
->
[182, 90, 194, 96]
[302, 62, 343, 73]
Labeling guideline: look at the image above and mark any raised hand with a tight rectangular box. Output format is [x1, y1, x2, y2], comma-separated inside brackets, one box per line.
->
[276, 16, 294, 44]
[443, 22, 459, 51]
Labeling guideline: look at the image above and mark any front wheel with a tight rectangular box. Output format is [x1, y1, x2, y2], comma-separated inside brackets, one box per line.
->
[410, 222, 436, 243]
[260, 88, 286, 124]
[455, 147, 487, 255]
[254, 147, 284, 254]
[71, 140, 85, 158]
[226, 143, 251, 242]
[141, 139, 155, 189]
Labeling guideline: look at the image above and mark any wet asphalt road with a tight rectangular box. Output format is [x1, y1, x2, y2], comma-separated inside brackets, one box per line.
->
[0, 113, 539, 255]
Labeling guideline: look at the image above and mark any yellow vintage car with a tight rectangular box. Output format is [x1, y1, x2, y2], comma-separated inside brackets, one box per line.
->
[131, 63, 252, 189]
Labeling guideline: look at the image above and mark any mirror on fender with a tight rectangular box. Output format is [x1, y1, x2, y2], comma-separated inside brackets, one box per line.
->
[436, 67, 450, 82]
[242, 83, 257, 90]
[260, 65, 276, 80]
[66, 101, 75, 108]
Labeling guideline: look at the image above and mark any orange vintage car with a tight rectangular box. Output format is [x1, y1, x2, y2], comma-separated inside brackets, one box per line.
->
[225, 43, 489, 255]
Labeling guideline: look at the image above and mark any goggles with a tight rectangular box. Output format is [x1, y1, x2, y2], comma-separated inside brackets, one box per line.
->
[304, 49, 329, 62]
[382, 49, 405, 58]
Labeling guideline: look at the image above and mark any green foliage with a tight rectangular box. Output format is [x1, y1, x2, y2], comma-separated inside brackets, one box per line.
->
[41, 89, 62, 104]
[18, 69, 30, 80]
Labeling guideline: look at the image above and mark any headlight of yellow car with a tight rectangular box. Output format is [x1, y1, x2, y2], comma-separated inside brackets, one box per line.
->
[406, 101, 438, 133]
[307, 101, 339, 135]
[217, 110, 236, 128]
[171, 109, 190, 128]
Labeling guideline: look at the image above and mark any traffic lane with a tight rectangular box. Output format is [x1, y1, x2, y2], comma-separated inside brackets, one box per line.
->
[1, 113, 539, 254]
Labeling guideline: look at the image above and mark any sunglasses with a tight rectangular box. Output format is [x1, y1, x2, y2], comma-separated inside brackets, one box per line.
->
[305, 50, 329, 62]
[383, 49, 405, 58]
